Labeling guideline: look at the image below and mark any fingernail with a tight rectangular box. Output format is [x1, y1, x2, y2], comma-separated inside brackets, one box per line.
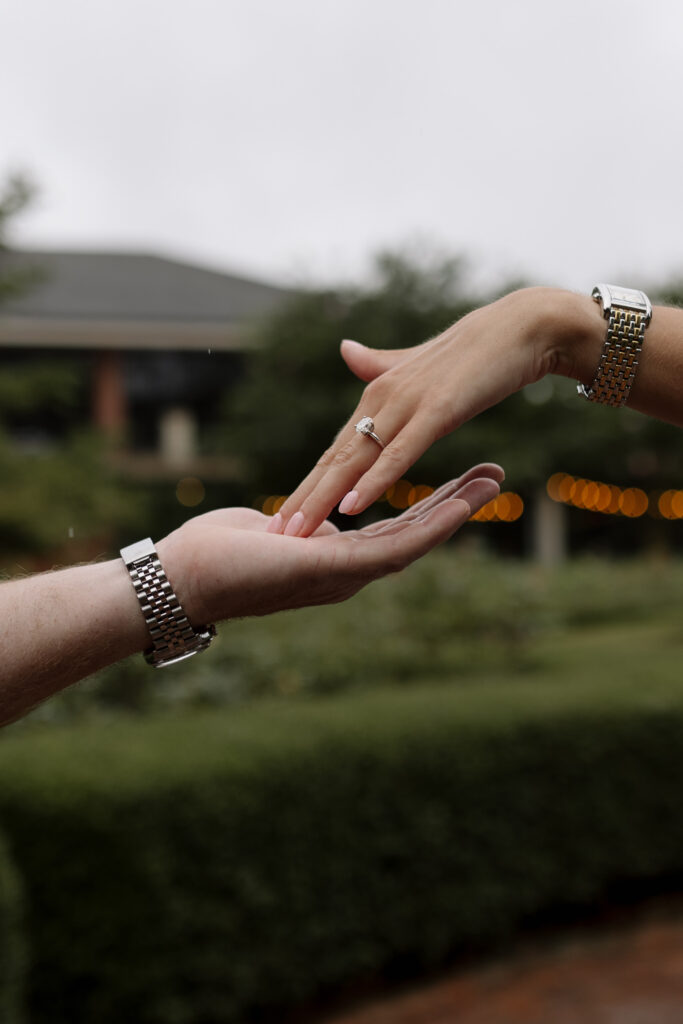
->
[284, 511, 305, 536]
[267, 512, 282, 534]
[342, 338, 364, 347]
[339, 490, 359, 515]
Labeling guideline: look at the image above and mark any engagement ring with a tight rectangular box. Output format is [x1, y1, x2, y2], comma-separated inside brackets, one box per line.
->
[355, 416, 385, 449]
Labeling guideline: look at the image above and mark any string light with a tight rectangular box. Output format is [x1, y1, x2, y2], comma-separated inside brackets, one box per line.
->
[658, 490, 683, 520]
[469, 492, 524, 523]
[260, 473, 682, 524]
[260, 495, 287, 516]
[546, 472, 683, 519]
[259, 482, 524, 523]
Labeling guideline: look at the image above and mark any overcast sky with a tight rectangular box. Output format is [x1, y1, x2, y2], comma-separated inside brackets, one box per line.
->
[4, 0, 683, 294]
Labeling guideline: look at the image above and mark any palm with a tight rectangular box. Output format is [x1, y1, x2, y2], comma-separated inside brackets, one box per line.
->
[160, 466, 503, 626]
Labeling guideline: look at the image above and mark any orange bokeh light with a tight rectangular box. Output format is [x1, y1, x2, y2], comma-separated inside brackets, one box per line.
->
[469, 492, 524, 523]
[558, 474, 575, 503]
[262, 495, 288, 516]
[386, 479, 413, 509]
[546, 473, 566, 502]
[582, 481, 600, 509]
[671, 491, 683, 518]
[499, 492, 524, 521]
[407, 484, 435, 506]
[594, 484, 613, 513]
[619, 488, 649, 518]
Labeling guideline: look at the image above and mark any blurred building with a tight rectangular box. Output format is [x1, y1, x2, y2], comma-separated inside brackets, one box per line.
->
[0, 250, 290, 480]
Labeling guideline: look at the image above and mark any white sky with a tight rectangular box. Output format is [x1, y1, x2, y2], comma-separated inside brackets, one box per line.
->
[3, 0, 683, 293]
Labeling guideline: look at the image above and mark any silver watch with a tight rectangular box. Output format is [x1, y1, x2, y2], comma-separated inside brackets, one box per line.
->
[120, 537, 216, 668]
[577, 283, 652, 406]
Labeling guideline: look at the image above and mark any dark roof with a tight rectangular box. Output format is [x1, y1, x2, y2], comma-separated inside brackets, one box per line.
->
[0, 250, 292, 352]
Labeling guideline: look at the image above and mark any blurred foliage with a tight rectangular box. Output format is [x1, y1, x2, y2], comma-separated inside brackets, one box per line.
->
[21, 552, 683, 721]
[0, 360, 83, 419]
[219, 250, 682, 500]
[218, 250, 488, 495]
[0, 173, 46, 302]
[0, 173, 149, 566]
[0, 353, 148, 570]
[0, 430, 147, 565]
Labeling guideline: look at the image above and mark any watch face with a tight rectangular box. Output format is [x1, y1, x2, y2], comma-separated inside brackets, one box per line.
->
[592, 283, 651, 319]
[607, 285, 646, 308]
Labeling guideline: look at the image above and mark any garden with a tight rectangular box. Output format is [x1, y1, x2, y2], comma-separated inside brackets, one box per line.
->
[2, 552, 683, 1022]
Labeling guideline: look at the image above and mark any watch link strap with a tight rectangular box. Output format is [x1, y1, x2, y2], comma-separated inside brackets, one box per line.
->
[577, 284, 652, 407]
[120, 537, 216, 668]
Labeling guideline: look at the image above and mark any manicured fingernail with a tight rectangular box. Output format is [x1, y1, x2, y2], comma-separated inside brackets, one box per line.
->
[339, 490, 359, 515]
[267, 512, 282, 534]
[284, 511, 305, 536]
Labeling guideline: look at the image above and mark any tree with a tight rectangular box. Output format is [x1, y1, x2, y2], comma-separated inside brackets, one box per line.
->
[0, 173, 45, 302]
[0, 174, 148, 569]
[219, 249, 490, 497]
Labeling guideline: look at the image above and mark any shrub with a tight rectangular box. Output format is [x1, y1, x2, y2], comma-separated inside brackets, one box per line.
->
[1, 676, 683, 1022]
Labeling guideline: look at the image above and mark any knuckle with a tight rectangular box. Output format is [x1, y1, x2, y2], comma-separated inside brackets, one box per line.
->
[315, 438, 357, 471]
[381, 438, 406, 466]
[364, 380, 391, 409]
[364, 377, 384, 402]
[315, 447, 336, 470]
[330, 440, 357, 468]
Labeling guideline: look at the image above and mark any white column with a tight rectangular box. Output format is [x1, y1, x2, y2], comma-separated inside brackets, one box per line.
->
[159, 407, 197, 467]
[532, 487, 567, 565]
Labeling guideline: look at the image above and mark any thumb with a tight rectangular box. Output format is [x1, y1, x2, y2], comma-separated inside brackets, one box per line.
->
[340, 339, 407, 382]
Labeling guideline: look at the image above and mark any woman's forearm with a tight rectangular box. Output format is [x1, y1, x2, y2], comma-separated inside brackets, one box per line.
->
[275, 283, 683, 536]
[538, 287, 683, 428]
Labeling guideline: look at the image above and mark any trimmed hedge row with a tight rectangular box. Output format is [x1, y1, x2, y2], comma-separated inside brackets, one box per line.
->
[1, 678, 683, 1022]
[0, 828, 24, 1024]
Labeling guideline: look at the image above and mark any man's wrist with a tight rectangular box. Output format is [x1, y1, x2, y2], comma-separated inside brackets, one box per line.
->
[155, 534, 210, 627]
[121, 539, 216, 667]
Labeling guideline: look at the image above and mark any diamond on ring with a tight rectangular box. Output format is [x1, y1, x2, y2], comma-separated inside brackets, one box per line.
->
[354, 416, 385, 449]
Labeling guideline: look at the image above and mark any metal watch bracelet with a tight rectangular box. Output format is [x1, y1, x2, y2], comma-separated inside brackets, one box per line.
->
[577, 283, 652, 407]
[120, 537, 216, 668]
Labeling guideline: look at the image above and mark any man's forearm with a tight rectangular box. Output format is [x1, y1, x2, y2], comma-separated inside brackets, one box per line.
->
[0, 559, 149, 725]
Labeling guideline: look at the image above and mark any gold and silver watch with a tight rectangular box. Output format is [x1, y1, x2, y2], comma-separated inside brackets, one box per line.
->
[577, 283, 652, 407]
[120, 537, 216, 668]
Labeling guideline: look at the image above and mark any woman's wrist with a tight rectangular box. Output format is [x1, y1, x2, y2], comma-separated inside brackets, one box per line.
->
[516, 286, 604, 386]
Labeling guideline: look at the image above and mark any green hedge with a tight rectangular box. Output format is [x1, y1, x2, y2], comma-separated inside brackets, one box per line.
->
[1, 678, 683, 1023]
[0, 828, 25, 1024]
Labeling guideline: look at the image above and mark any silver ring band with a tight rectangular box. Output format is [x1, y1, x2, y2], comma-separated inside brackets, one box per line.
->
[355, 416, 385, 449]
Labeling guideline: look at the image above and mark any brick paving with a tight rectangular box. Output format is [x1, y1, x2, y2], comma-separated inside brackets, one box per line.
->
[321, 910, 683, 1024]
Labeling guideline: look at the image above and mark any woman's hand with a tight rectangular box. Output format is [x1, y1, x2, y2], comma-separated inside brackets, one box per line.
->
[158, 464, 504, 626]
[273, 287, 596, 538]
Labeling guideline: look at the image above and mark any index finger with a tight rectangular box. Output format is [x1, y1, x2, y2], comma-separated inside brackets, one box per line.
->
[273, 414, 372, 533]
[274, 404, 438, 537]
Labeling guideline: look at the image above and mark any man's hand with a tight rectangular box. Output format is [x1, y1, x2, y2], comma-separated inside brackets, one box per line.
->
[1, 465, 501, 724]
[158, 464, 504, 626]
